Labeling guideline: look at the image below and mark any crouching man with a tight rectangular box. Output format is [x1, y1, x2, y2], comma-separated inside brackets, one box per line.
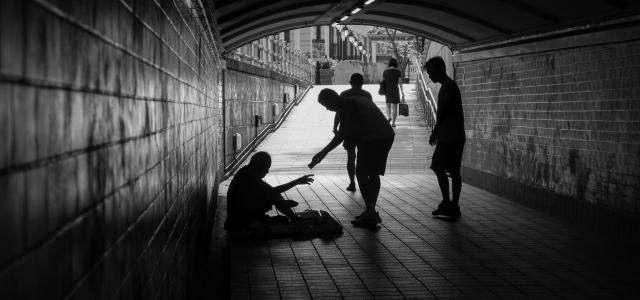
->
[225, 152, 314, 233]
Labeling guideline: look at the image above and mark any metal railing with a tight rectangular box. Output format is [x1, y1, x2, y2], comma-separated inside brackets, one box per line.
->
[414, 58, 437, 126]
[223, 85, 313, 178]
[229, 36, 315, 83]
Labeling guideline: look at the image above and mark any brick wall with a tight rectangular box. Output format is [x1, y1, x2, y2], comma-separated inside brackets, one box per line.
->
[0, 0, 222, 299]
[223, 68, 300, 167]
[457, 40, 640, 218]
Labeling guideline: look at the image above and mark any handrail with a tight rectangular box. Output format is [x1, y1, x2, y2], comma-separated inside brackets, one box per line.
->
[414, 58, 437, 120]
[228, 36, 315, 83]
[223, 85, 313, 179]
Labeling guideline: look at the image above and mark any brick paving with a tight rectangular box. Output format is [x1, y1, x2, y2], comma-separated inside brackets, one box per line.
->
[215, 84, 639, 299]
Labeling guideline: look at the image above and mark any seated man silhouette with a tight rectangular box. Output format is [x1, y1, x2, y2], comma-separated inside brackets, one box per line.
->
[224, 151, 314, 232]
[333, 73, 373, 192]
[310, 79, 395, 227]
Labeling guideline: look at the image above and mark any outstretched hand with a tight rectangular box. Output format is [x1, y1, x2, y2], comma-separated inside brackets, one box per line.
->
[295, 174, 314, 185]
[308, 151, 326, 169]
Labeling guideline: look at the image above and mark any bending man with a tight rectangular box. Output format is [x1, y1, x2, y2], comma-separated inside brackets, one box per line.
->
[310, 77, 395, 227]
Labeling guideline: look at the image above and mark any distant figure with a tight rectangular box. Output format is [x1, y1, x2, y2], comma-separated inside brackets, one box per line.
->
[332, 73, 372, 192]
[225, 152, 314, 232]
[382, 57, 405, 127]
[424, 56, 465, 219]
[310, 81, 395, 228]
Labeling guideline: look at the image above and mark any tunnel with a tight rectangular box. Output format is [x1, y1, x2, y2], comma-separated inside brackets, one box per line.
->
[1, 0, 639, 299]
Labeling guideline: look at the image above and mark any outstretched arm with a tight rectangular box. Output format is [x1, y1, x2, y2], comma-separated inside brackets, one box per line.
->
[309, 134, 344, 168]
[273, 174, 314, 194]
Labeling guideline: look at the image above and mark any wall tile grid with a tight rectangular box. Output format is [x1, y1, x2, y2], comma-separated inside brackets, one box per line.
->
[457, 41, 640, 216]
[223, 70, 297, 166]
[0, 0, 221, 299]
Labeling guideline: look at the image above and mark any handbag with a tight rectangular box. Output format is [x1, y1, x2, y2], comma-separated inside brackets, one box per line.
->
[399, 102, 409, 116]
[378, 80, 385, 95]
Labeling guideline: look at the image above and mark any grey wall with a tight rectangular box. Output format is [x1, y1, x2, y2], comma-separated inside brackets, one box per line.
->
[456, 38, 640, 221]
[224, 69, 297, 166]
[0, 0, 222, 298]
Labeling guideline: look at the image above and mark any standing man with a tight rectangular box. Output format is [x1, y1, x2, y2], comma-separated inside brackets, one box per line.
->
[424, 56, 466, 218]
[310, 78, 395, 227]
[332, 74, 372, 192]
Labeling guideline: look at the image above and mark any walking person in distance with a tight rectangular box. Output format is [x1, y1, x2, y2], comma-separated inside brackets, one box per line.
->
[382, 57, 405, 127]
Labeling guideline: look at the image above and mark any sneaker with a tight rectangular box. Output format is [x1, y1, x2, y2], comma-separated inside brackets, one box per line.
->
[432, 200, 452, 216]
[442, 204, 461, 219]
[352, 211, 381, 227]
[346, 183, 356, 192]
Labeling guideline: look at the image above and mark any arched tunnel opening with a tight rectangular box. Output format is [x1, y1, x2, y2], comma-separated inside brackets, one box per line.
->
[1, 0, 639, 299]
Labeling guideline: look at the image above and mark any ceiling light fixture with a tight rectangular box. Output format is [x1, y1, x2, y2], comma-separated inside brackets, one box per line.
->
[364, 0, 375, 5]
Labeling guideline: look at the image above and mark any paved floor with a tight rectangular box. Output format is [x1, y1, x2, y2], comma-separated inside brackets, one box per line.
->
[214, 84, 639, 299]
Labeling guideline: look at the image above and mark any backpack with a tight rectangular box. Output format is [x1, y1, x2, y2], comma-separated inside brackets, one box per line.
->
[292, 209, 343, 238]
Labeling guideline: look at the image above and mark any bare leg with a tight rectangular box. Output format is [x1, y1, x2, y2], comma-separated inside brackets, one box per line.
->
[386, 103, 392, 120]
[434, 169, 450, 202]
[451, 170, 462, 205]
[356, 172, 381, 213]
[346, 147, 356, 185]
[356, 172, 369, 208]
[367, 175, 381, 210]
[391, 104, 398, 125]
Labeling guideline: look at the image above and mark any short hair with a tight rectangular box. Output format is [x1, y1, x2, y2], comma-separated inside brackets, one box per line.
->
[424, 56, 446, 74]
[318, 88, 340, 107]
[249, 151, 271, 170]
[349, 73, 364, 86]
[388, 58, 398, 68]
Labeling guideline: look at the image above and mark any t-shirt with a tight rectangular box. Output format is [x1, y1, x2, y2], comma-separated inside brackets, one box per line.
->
[336, 88, 394, 143]
[224, 165, 274, 230]
[338, 88, 374, 147]
[434, 78, 465, 143]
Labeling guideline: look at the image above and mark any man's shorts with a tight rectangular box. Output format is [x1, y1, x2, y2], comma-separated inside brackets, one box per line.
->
[356, 136, 394, 176]
[430, 141, 465, 173]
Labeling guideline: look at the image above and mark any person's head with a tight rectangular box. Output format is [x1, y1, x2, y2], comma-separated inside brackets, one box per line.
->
[318, 88, 341, 111]
[248, 151, 271, 178]
[349, 73, 364, 89]
[423, 56, 447, 83]
[388, 58, 398, 68]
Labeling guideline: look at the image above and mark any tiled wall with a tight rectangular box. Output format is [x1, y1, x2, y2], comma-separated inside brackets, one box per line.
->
[223, 67, 306, 168]
[0, 0, 222, 298]
[457, 40, 640, 217]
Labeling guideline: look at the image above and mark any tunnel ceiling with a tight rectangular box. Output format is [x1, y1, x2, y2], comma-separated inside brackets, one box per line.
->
[208, 0, 640, 51]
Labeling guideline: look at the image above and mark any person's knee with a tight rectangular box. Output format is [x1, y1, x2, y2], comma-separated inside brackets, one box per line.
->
[355, 171, 370, 181]
[432, 168, 447, 177]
